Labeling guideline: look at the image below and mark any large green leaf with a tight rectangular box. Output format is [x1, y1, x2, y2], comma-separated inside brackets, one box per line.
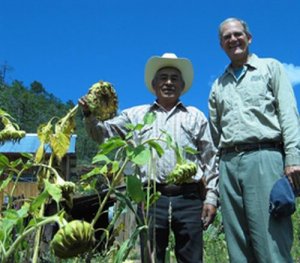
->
[99, 137, 126, 155]
[127, 145, 151, 165]
[126, 175, 145, 203]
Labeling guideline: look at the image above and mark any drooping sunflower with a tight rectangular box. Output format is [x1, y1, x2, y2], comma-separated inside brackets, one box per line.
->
[85, 81, 118, 121]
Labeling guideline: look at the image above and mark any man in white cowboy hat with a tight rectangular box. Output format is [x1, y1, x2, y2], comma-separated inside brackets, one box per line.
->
[79, 53, 219, 262]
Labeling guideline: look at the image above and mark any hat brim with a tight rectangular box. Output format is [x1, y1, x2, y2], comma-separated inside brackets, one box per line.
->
[144, 56, 194, 94]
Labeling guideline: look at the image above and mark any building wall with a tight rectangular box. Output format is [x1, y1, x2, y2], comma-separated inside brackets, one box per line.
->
[0, 182, 39, 210]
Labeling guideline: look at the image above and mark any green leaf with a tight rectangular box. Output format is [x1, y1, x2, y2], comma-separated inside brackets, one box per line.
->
[44, 180, 62, 204]
[37, 121, 53, 144]
[26, 217, 46, 229]
[81, 167, 102, 180]
[0, 154, 9, 168]
[114, 190, 137, 215]
[124, 123, 135, 131]
[2, 209, 19, 220]
[160, 129, 173, 148]
[146, 191, 161, 209]
[125, 130, 133, 140]
[1, 216, 18, 234]
[111, 161, 120, 173]
[17, 202, 30, 218]
[20, 152, 33, 159]
[184, 146, 199, 155]
[99, 137, 126, 155]
[126, 175, 145, 203]
[114, 239, 130, 263]
[143, 112, 156, 125]
[114, 226, 145, 262]
[92, 154, 111, 164]
[127, 145, 151, 165]
[30, 190, 49, 212]
[35, 143, 45, 163]
[10, 158, 23, 168]
[54, 106, 77, 135]
[133, 123, 144, 131]
[0, 173, 13, 192]
[100, 165, 108, 175]
[148, 140, 164, 157]
[50, 132, 70, 161]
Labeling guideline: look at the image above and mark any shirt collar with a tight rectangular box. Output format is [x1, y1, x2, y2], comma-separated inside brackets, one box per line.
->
[150, 100, 187, 112]
[224, 53, 258, 76]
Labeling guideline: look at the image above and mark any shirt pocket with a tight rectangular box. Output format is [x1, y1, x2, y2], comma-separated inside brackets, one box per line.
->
[239, 80, 269, 108]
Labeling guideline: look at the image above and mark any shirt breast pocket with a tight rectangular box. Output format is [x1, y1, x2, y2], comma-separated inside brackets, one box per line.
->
[240, 80, 269, 107]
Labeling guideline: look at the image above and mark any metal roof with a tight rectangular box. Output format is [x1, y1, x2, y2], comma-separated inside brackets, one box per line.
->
[0, 133, 76, 154]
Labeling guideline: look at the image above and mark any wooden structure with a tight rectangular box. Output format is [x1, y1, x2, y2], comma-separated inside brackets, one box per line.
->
[0, 133, 77, 207]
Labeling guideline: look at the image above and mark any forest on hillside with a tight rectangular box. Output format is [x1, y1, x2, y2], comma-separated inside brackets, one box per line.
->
[0, 66, 98, 167]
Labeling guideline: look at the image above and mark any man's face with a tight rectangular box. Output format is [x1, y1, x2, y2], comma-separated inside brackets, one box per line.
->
[152, 67, 184, 107]
[220, 20, 252, 64]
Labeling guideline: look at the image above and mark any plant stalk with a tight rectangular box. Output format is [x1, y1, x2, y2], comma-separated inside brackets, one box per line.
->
[2, 215, 60, 263]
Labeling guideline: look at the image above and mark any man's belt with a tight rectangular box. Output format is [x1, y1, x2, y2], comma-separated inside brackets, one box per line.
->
[220, 141, 283, 155]
[154, 182, 205, 198]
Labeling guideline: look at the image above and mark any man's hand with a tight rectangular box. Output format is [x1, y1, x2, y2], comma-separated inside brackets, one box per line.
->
[285, 165, 300, 190]
[78, 96, 91, 117]
[201, 204, 217, 230]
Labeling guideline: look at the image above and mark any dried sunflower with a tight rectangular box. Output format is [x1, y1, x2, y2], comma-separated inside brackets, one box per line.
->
[86, 81, 118, 121]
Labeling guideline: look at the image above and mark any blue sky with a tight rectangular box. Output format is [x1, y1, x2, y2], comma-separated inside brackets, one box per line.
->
[1, 0, 300, 116]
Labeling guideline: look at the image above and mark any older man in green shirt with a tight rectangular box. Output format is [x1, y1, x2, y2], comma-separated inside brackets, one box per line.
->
[209, 17, 300, 262]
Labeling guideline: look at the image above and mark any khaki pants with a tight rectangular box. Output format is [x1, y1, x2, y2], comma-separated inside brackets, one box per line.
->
[219, 148, 293, 263]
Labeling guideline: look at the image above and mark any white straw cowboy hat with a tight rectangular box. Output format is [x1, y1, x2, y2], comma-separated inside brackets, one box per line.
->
[144, 53, 194, 94]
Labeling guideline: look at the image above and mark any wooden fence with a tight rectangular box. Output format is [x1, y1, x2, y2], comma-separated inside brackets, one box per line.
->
[0, 182, 39, 210]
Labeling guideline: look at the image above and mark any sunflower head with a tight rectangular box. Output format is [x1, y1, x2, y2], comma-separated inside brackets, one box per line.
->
[86, 81, 118, 121]
[50, 220, 95, 259]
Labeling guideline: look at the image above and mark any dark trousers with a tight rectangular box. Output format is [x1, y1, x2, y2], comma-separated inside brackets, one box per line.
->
[138, 191, 203, 263]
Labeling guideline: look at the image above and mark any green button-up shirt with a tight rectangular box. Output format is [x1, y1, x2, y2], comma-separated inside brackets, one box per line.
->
[209, 53, 300, 167]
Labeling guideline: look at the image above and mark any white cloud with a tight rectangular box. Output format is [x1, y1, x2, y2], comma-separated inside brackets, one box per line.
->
[283, 63, 300, 87]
